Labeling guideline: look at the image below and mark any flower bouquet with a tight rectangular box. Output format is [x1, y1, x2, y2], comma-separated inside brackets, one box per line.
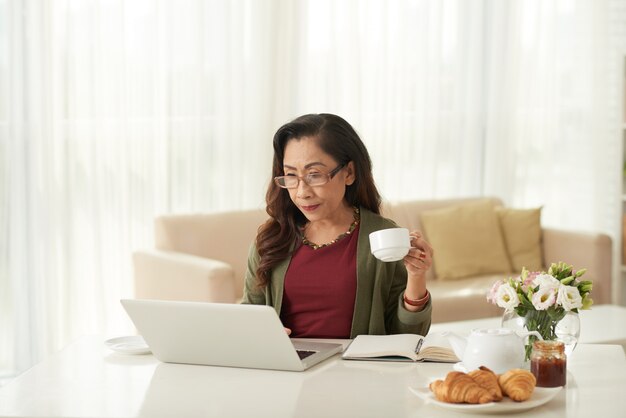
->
[487, 262, 593, 361]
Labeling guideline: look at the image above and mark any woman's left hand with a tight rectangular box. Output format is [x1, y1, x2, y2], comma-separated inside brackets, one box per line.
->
[402, 231, 433, 311]
[404, 231, 434, 278]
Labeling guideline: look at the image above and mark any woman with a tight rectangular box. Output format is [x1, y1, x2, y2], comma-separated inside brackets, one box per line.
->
[242, 113, 433, 338]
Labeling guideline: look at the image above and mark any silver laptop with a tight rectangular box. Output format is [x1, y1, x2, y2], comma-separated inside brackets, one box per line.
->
[120, 299, 343, 372]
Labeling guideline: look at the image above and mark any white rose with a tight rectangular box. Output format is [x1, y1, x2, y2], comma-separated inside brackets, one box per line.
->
[495, 283, 520, 311]
[531, 273, 560, 290]
[557, 285, 583, 311]
[531, 286, 557, 310]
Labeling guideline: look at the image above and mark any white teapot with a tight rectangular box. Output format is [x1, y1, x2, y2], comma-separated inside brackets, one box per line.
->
[445, 328, 542, 374]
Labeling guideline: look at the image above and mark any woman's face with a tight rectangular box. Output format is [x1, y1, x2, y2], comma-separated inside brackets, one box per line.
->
[282, 136, 355, 223]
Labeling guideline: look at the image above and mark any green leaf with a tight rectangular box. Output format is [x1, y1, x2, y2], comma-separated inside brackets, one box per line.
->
[578, 281, 593, 293]
[521, 268, 529, 281]
[582, 296, 594, 309]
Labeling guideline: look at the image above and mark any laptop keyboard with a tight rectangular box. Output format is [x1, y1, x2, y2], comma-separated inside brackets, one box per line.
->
[296, 350, 317, 360]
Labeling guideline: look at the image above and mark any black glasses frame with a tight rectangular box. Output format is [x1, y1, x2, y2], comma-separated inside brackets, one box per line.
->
[274, 163, 346, 189]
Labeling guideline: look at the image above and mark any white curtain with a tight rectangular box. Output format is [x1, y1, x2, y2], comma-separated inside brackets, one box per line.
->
[483, 0, 622, 231]
[280, 0, 489, 199]
[1, 0, 624, 377]
[0, 0, 279, 375]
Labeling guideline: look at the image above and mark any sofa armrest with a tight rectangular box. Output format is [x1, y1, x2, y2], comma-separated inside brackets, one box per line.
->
[542, 228, 612, 304]
[133, 249, 238, 303]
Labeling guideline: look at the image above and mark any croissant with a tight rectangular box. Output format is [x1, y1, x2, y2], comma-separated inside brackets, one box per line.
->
[498, 369, 536, 402]
[468, 366, 503, 401]
[429, 371, 494, 404]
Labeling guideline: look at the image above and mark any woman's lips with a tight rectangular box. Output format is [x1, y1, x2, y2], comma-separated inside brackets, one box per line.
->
[300, 204, 320, 212]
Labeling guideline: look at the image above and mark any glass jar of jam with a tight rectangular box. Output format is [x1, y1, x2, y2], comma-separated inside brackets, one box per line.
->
[530, 340, 567, 387]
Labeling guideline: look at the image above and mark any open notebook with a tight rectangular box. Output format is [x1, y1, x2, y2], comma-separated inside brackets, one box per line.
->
[342, 333, 459, 362]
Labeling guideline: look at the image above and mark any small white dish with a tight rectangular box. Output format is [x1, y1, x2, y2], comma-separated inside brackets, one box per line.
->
[409, 385, 562, 414]
[105, 336, 151, 355]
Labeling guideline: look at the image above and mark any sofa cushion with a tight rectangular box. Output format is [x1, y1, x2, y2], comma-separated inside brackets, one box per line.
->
[384, 197, 504, 282]
[428, 273, 507, 322]
[420, 200, 513, 280]
[496, 207, 543, 272]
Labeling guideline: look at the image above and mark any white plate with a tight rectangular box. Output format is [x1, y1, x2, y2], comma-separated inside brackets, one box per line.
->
[453, 362, 469, 373]
[105, 336, 151, 355]
[409, 385, 562, 414]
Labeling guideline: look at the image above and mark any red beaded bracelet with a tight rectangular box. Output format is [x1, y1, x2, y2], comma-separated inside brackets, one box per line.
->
[403, 290, 430, 307]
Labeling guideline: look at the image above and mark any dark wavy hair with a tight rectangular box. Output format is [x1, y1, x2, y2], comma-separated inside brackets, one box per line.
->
[255, 113, 382, 287]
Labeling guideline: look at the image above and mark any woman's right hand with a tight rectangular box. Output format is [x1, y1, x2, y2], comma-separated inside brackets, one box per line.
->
[284, 327, 292, 336]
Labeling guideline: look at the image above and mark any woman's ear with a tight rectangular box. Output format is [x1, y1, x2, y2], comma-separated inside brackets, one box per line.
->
[345, 161, 356, 186]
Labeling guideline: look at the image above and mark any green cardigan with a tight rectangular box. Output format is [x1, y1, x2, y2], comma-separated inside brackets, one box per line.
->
[241, 207, 432, 338]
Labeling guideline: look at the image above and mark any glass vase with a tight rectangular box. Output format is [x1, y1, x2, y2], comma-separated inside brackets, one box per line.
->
[501, 310, 580, 359]
[554, 311, 581, 356]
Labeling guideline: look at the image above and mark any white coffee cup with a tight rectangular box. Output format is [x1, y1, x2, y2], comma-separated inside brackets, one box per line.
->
[369, 228, 410, 262]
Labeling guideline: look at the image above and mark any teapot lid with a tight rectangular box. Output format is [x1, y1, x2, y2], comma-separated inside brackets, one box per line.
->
[471, 328, 516, 336]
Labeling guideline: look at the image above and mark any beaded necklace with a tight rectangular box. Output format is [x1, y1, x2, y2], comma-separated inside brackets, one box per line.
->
[301, 207, 360, 250]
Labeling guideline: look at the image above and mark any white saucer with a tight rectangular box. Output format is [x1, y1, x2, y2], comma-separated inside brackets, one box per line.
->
[105, 336, 151, 355]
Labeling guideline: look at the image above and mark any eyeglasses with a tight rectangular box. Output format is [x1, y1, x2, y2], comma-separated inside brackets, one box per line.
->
[274, 163, 346, 189]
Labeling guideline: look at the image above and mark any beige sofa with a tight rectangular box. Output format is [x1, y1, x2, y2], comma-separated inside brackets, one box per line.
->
[133, 197, 612, 323]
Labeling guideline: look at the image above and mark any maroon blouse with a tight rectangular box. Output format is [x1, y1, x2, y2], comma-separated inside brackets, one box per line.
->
[280, 225, 359, 338]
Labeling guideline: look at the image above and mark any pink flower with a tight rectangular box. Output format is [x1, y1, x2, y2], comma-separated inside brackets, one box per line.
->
[522, 271, 541, 290]
[487, 280, 503, 304]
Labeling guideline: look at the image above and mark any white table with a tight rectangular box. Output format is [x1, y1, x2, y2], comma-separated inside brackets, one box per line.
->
[0, 336, 625, 417]
[430, 304, 626, 348]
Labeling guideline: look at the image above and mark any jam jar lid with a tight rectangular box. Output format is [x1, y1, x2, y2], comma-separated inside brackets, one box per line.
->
[533, 340, 565, 353]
